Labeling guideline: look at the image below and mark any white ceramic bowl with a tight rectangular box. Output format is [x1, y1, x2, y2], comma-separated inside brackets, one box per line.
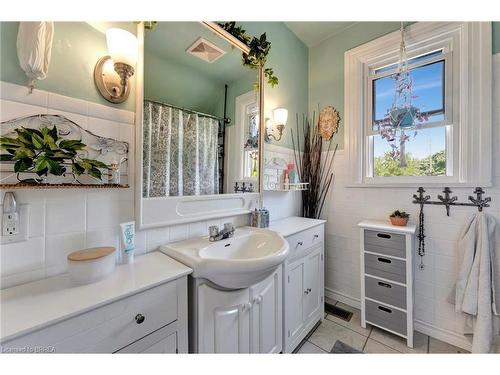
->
[67, 247, 116, 285]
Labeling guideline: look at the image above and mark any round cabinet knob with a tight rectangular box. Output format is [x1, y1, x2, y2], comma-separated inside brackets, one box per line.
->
[135, 313, 145, 324]
[313, 234, 319, 239]
[297, 241, 303, 246]
[304, 290, 309, 295]
[307, 288, 312, 293]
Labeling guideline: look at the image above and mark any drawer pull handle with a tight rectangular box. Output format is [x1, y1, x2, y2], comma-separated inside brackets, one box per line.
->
[378, 306, 392, 314]
[297, 241, 303, 246]
[313, 234, 319, 239]
[135, 314, 145, 324]
[377, 257, 392, 264]
[378, 281, 392, 288]
[377, 233, 392, 239]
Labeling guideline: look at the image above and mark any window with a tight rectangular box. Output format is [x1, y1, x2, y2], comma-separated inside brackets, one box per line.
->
[243, 104, 259, 179]
[345, 22, 492, 186]
[228, 90, 259, 190]
[368, 51, 450, 178]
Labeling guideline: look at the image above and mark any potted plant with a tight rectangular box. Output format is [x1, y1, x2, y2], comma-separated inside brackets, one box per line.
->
[389, 210, 410, 226]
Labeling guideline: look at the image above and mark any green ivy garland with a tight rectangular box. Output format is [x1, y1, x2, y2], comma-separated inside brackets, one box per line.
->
[218, 22, 278, 87]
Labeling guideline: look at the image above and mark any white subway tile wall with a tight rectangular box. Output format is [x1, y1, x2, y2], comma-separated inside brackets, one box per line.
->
[322, 54, 500, 350]
[0, 81, 253, 289]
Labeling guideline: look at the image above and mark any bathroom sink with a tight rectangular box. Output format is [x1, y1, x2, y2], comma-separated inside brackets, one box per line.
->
[160, 227, 289, 288]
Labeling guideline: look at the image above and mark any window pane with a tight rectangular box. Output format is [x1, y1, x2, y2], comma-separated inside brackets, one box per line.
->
[244, 112, 259, 150]
[373, 126, 447, 177]
[373, 60, 445, 131]
[374, 50, 443, 75]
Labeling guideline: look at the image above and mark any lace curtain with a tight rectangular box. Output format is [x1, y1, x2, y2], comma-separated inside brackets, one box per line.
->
[143, 100, 219, 197]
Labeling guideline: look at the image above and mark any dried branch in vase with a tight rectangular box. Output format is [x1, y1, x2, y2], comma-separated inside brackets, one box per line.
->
[291, 112, 338, 219]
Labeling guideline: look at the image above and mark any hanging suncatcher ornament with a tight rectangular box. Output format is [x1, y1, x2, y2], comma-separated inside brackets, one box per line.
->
[378, 22, 426, 167]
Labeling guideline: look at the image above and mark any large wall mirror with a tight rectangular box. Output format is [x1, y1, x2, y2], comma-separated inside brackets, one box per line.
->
[135, 22, 263, 228]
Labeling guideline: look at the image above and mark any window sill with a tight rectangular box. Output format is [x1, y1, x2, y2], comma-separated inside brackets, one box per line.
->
[344, 181, 493, 189]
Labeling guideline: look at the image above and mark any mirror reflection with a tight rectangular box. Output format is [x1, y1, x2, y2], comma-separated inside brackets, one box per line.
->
[142, 22, 259, 198]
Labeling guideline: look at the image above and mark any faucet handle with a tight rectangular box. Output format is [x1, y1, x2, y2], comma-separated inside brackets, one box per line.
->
[208, 225, 220, 237]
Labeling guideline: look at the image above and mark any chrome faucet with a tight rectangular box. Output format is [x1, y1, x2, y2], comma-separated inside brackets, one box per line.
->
[209, 222, 235, 242]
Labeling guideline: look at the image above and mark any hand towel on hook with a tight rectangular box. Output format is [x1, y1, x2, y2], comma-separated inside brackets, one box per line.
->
[452, 212, 500, 353]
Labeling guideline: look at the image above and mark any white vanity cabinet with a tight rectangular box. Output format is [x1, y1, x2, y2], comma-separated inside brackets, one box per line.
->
[0, 253, 192, 354]
[269, 217, 326, 353]
[194, 267, 282, 353]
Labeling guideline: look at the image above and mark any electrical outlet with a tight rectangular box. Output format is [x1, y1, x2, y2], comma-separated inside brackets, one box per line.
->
[0, 204, 28, 244]
[3, 212, 20, 236]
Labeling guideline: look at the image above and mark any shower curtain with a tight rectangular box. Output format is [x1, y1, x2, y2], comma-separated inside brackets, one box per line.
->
[143, 100, 219, 197]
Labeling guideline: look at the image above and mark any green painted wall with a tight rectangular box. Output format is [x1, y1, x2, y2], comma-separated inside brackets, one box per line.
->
[309, 22, 500, 150]
[144, 48, 226, 116]
[0, 22, 136, 111]
[142, 21, 308, 150]
[240, 22, 309, 149]
[493, 22, 500, 54]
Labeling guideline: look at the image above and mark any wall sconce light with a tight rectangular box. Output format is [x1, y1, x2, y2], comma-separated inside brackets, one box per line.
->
[94, 28, 138, 104]
[265, 108, 288, 142]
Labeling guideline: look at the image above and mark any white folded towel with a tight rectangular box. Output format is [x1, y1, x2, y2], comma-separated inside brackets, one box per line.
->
[453, 212, 500, 353]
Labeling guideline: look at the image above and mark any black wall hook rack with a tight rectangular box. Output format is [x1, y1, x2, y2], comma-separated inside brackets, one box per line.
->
[412, 186, 491, 216]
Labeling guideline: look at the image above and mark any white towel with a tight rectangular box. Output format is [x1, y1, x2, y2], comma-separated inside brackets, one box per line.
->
[453, 212, 500, 353]
[16, 22, 54, 90]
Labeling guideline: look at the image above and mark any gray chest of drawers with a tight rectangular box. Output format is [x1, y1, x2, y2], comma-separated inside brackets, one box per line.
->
[358, 220, 416, 348]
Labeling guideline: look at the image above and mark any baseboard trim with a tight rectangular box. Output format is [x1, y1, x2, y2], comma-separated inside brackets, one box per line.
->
[324, 287, 473, 352]
[414, 320, 472, 352]
[325, 287, 361, 309]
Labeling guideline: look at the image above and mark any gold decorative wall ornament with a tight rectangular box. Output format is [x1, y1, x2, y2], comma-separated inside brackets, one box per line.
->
[318, 106, 340, 140]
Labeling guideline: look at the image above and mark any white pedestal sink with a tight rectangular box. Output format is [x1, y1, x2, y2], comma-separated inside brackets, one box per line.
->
[160, 227, 289, 288]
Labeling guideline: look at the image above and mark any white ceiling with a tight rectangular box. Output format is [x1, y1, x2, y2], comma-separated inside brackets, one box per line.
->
[285, 22, 357, 47]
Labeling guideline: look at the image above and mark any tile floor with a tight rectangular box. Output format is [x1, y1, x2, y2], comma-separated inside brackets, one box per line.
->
[296, 298, 470, 354]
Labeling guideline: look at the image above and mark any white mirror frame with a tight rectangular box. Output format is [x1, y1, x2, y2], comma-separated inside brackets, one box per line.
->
[134, 22, 264, 229]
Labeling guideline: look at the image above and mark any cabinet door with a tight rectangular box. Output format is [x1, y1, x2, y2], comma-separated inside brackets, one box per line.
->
[304, 246, 323, 322]
[285, 259, 306, 347]
[249, 268, 282, 353]
[197, 283, 250, 353]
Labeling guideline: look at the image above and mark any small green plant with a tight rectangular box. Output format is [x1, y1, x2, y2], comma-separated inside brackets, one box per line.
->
[0, 126, 109, 183]
[218, 22, 278, 87]
[390, 210, 410, 218]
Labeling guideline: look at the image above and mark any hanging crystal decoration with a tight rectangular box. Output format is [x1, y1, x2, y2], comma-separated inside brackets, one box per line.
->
[379, 22, 423, 167]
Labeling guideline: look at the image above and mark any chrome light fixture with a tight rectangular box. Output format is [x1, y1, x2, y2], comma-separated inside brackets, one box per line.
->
[265, 108, 288, 142]
[94, 28, 138, 103]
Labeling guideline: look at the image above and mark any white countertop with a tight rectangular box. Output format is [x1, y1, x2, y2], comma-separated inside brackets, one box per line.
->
[0, 252, 192, 342]
[358, 220, 417, 235]
[269, 216, 326, 237]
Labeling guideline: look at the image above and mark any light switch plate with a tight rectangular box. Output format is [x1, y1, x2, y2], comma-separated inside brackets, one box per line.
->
[0, 204, 29, 244]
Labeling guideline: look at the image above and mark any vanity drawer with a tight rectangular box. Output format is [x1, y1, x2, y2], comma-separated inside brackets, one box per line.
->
[365, 299, 407, 336]
[364, 253, 406, 284]
[286, 226, 324, 261]
[3, 280, 179, 353]
[364, 230, 406, 258]
[365, 275, 406, 309]
[116, 322, 177, 353]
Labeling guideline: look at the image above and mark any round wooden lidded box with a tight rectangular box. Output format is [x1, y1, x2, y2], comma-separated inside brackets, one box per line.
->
[67, 247, 116, 285]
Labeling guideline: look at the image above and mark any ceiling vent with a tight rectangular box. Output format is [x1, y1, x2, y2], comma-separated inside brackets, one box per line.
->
[186, 37, 226, 63]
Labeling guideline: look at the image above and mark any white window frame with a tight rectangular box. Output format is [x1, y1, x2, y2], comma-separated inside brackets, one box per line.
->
[345, 22, 492, 187]
[226, 91, 259, 190]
